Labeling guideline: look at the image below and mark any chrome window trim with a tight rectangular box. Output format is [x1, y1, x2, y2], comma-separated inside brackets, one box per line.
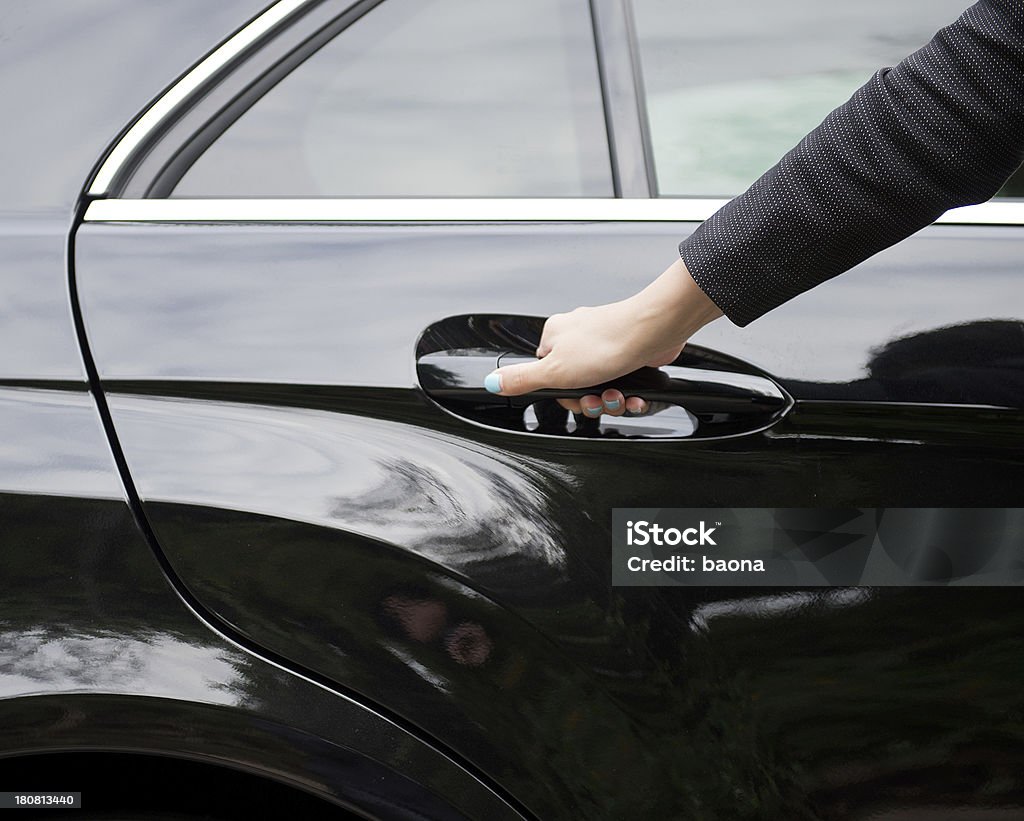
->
[87, 0, 317, 197]
[589, 0, 652, 198]
[83, 197, 1024, 225]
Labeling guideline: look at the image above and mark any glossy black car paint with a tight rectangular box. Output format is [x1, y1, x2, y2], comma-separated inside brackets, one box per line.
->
[0, 390, 516, 819]
[4, 1, 1024, 820]
[71, 213, 1024, 818]
[0, 1, 521, 817]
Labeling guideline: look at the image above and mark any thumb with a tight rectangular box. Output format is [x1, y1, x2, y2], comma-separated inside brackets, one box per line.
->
[485, 357, 555, 396]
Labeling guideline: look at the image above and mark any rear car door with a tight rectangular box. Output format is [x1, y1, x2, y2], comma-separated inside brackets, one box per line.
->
[74, 0, 1024, 817]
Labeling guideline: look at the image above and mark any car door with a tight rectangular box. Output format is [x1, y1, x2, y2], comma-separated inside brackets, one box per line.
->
[74, 0, 1024, 818]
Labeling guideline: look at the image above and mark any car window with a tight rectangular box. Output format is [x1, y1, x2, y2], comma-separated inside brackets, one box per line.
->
[172, 0, 611, 197]
[630, 0, 1024, 198]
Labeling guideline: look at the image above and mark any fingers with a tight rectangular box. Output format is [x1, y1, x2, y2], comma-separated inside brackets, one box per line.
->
[535, 312, 563, 358]
[557, 398, 582, 413]
[486, 358, 553, 396]
[484, 343, 650, 417]
[558, 396, 602, 417]
[600, 389, 625, 417]
[559, 392, 644, 417]
[559, 395, 608, 417]
[625, 396, 649, 415]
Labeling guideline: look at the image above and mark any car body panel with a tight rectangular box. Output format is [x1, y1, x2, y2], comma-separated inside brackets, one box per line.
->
[75, 220, 1024, 405]
[0, 223, 85, 380]
[71, 212, 1024, 815]
[0, 694, 484, 821]
[0, 386, 524, 819]
[3, 0, 1022, 816]
[0, 0, 270, 379]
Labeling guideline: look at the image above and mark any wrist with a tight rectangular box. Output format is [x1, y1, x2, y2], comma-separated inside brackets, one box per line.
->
[630, 259, 723, 349]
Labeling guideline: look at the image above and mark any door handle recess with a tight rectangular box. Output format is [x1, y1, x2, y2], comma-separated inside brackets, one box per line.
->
[415, 315, 793, 440]
[419, 350, 788, 416]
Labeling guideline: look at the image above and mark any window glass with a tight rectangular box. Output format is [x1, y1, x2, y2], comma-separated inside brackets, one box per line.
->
[173, 0, 611, 197]
[630, 0, 1005, 197]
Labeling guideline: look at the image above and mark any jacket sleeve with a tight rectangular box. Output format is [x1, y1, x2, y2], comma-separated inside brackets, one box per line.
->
[678, 0, 1024, 327]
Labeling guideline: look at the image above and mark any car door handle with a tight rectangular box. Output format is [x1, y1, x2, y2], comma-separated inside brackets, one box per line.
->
[416, 315, 793, 439]
[419, 349, 789, 415]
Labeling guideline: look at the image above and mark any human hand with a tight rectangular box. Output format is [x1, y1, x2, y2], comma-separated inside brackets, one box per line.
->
[484, 259, 722, 416]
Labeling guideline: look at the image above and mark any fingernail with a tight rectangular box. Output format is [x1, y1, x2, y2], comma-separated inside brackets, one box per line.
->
[585, 405, 602, 416]
[484, 372, 502, 394]
[604, 399, 621, 410]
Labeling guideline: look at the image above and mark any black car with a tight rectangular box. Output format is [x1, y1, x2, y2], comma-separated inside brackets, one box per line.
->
[2, 0, 1023, 818]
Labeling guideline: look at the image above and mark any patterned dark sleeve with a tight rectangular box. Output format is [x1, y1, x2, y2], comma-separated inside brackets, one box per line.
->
[678, 0, 1024, 327]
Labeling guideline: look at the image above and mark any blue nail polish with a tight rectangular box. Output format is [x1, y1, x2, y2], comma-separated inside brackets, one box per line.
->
[585, 406, 602, 416]
[604, 399, 621, 410]
[484, 372, 502, 394]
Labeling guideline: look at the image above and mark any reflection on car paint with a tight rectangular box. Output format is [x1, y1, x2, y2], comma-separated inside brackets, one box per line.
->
[83, 378, 1024, 817]
[0, 389, 524, 818]
[107, 393, 573, 569]
[0, 628, 244, 704]
[0, 388, 121, 498]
